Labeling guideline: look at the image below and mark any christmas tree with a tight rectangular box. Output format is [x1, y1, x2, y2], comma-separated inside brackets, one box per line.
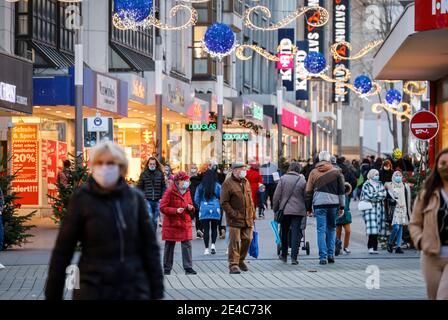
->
[49, 155, 89, 225]
[0, 160, 36, 250]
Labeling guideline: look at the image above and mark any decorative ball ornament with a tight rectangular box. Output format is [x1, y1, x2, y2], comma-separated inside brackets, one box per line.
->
[392, 148, 403, 160]
[354, 75, 373, 94]
[113, 0, 153, 29]
[304, 52, 326, 75]
[202, 23, 236, 60]
[385, 89, 402, 105]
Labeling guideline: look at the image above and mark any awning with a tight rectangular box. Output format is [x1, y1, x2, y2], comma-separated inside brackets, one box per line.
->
[31, 41, 73, 69]
[372, 4, 448, 81]
[110, 42, 154, 72]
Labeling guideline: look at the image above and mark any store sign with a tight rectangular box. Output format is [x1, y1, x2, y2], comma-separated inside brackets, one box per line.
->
[11, 140, 39, 206]
[277, 29, 295, 92]
[84, 118, 114, 148]
[296, 41, 309, 101]
[12, 124, 38, 140]
[186, 122, 217, 131]
[332, 0, 350, 104]
[415, 0, 448, 31]
[282, 109, 311, 136]
[223, 133, 250, 141]
[305, 0, 326, 54]
[168, 84, 185, 108]
[130, 77, 146, 104]
[243, 100, 263, 121]
[97, 74, 117, 113]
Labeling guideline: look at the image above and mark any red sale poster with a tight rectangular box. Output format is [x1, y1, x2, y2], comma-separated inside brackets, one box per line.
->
[57, 141, 68, 170]
[46, 140, 58, 204]
[11, 141, 39, 205]
[41, 139, 48, 178]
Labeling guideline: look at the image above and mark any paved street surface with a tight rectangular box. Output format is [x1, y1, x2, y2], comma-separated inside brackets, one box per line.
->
[0, 201, 426, 300]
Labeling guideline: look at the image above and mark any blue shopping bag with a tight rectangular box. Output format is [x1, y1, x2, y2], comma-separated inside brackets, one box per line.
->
[249, 224, 259, 259]
[270, 220, 281, 245]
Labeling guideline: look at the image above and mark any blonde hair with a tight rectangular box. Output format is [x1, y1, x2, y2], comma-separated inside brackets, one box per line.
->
[90, 141, 128, 176]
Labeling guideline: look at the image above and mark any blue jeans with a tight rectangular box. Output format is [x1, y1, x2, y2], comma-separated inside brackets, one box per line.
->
[388, 224, 403, 247]
[147, 200, 161, 231]
[0, 215, 4, 251]
[314, 207, 338, 261]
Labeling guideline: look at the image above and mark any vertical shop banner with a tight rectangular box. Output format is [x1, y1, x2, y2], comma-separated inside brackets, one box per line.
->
[41, 139, 48, 179]
[57, 142, 68, 170]
[305, 0, 326, 55]
[11, 141, 39, 205]
[332, 0, 350, 103]
[46, 140, 58, 204]
[277, 29, 295, 92]
[296, 40, 309, 101]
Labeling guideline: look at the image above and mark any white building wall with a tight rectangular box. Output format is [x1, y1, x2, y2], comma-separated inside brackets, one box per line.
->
[0, 2, 14, 54]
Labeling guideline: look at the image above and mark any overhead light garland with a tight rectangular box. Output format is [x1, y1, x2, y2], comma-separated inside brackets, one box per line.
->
[342, 75, 382, 98]
[403, 81, 427, 96]
[371, 89, 412, 122]
[235, 44, 298, 62]
[202, 23, 237, 60]
[244, 5, 329, 31]
[330, 40, 383, 61]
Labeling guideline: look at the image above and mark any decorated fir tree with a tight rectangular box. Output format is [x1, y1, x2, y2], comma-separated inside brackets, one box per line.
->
[0, 161, 35, 250]
[49, 156, 89, 225]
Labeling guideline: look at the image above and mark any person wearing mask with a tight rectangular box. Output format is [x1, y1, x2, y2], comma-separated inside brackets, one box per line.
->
[273, 162, 307, 265]
[160, 172, 197, 275]
[306, 151, 345, 265]
[45, 141, 164, 300]
[194, 170, 222, 255]
[260, 157, 279, 209]
[410, 149, 448, 300]
[379, 159, 394, 184]
[220, 163, 256, 274]
[0, 186, 4, 269]
[246, 162, 264, 219]
[137, 157, 166, 231]
[385, 171, 411, 254]
[189, 164, 204, 239]
[360, 169, 387, 254]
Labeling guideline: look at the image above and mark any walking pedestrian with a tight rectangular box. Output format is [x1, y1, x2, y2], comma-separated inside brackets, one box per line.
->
[379, 159, 394, 184]
[360, 169, 387, 254]
[336, 183, 353, 256]
[260, 157, 279, 209]
[57, 159, 71, 187]
[410, 149, 448, 300]
[385, 170, 411, 254]
[305, 151, 345, 265]
[194, 170, 221, 255]
[160, 172, 197, 275]
[189, 163, 204, 239]
[45, 141, 164, 300]
[301, 158, 314, 181]
[0, 186, 5, 269]
[137, 156, 166, 231]
[220, 163, 256, 274]
[256, 184, 267, 219]
[246, 162, 264, 219]
[273, 162, 307, 265]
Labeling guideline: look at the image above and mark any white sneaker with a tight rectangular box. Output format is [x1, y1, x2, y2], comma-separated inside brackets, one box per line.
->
[368, 248, 375, 254]
[343, 248, 351, 254]
[0, 263, 5, 269]
[210, 244, 216, 255]
[204, 248, 210, 255]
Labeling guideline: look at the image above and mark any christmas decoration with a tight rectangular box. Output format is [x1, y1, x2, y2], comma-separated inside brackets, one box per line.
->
[304, 52, 326, 75]
[202, 23, 237, 60]
[113, 0, 152, 30]
[354, 75, 373, 94]
[386, 89, 402, 105]
[403, 81, 427, 96]
[331, 40, 383, 61]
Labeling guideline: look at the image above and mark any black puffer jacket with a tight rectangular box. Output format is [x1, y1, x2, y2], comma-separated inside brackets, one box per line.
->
[45, 177, 164, 300]
[137, 169, 166, 201]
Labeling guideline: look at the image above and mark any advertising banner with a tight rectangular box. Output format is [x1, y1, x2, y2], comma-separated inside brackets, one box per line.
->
[11, 141, 39, 205]
[57, 142, 68, 170]
[96, 74, 118, 113]
[415, 0, 448, 31]
[12, 124, 38, 141]
[46, 140, 58, 204]
[304, 0, 326, 55]
[282, 109, 311, 136]
[277, 29, 295, 92]
[332, 0, 351, 104]
[295, 41, 309, 101]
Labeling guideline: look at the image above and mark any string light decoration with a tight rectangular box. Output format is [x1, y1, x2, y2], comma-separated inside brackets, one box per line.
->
[112, 0, 152, 30]
[202, 23, 237, 60]
[304, 52, 327, 75]
[353, 75, 372, 94]
[385, 89, 402, 105]
[320, 65, 351, 83]
[330, 40, 383, 61]
[244, 5, 329, 31]
[403, 81, 427, 96]
[371, 89, 412, 122]
[235, 44, 298, 62]
[5, 0, 83, 1]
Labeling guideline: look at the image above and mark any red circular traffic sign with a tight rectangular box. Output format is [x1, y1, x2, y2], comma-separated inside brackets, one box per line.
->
[410, 110, 439, 141]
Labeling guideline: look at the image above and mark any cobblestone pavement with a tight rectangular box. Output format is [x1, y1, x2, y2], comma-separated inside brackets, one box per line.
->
[0, 202, 427, 300]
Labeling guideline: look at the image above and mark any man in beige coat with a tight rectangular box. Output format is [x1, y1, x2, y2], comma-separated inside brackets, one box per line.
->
[220, 163, 256, 274]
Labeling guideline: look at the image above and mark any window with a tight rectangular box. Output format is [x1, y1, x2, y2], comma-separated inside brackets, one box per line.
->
[172, 11, 186, 74]
[253, 43, 260, 92]
[193, 26, 209, 75]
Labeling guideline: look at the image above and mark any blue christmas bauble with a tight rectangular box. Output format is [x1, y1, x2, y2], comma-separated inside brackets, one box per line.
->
[385, 89, 402, 105]
[203, 23, 235, 56]
[114, 0, 153, 22]
[304, 52, 326, 74]
[354, 75, 373, 94]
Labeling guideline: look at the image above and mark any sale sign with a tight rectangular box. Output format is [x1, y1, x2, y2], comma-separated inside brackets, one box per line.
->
[11, 140, 39, 205]
[12, 124, 38, 141]
[57, 141, 68, 170]
[47, 140, 58, 203]
[415, 0, 448, 31]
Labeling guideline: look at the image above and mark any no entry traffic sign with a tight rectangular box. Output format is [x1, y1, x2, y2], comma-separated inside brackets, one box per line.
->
[410, 110, 439, 141]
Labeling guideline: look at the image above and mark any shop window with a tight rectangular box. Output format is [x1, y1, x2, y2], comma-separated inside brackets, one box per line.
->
[193, 26, 211, 77]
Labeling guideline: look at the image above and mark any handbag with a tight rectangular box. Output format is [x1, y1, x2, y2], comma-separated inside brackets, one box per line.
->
[249, 223, 259, 258]
[274, 177, 301, 223]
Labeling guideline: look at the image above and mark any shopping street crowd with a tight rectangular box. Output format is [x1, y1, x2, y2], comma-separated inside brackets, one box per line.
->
[1, 141, 447, 300]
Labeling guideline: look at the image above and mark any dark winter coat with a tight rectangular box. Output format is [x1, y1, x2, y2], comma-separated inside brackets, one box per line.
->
[137, 169, 166, 201]
[160, 185, 195, 242]
[45, 177, 164, 300]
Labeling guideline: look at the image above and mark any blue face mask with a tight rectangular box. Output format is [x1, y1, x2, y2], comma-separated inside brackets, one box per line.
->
[372, 175, 380, 182]
[182, 181, 190, 189]
[394, 176, 402, 184]
[149, 165, 156, 171]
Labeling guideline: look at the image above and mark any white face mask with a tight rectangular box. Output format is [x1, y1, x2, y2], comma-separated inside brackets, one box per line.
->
[92, 164, 120, 189]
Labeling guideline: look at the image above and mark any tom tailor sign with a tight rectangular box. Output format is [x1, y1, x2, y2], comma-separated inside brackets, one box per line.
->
[97, 74, 117, 113]
[277, 29, 295, 92]
[332, 0, 350, 104]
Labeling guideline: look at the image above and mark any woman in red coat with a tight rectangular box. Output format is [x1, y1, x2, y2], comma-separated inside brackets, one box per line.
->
[160, 172, 197, 275]
[246, 163, 264, 218]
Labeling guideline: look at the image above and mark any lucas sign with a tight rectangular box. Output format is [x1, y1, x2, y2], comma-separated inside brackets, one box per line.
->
[415, 0, 448, 31]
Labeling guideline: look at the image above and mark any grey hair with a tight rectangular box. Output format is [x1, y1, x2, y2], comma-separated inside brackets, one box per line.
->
[319, 151, 332, 162]
[288, 161, 302, 174]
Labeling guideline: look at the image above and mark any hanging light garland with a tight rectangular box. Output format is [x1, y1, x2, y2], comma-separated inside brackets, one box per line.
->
[244, 5, 329, 31]
[202, 23, 237, 60]
[343, 75, 382, 98]
[330, 40, 383, 61]
[403, 81, 427, 96]
[235, 44, 299, 62]
[371, 89, 412, 122]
